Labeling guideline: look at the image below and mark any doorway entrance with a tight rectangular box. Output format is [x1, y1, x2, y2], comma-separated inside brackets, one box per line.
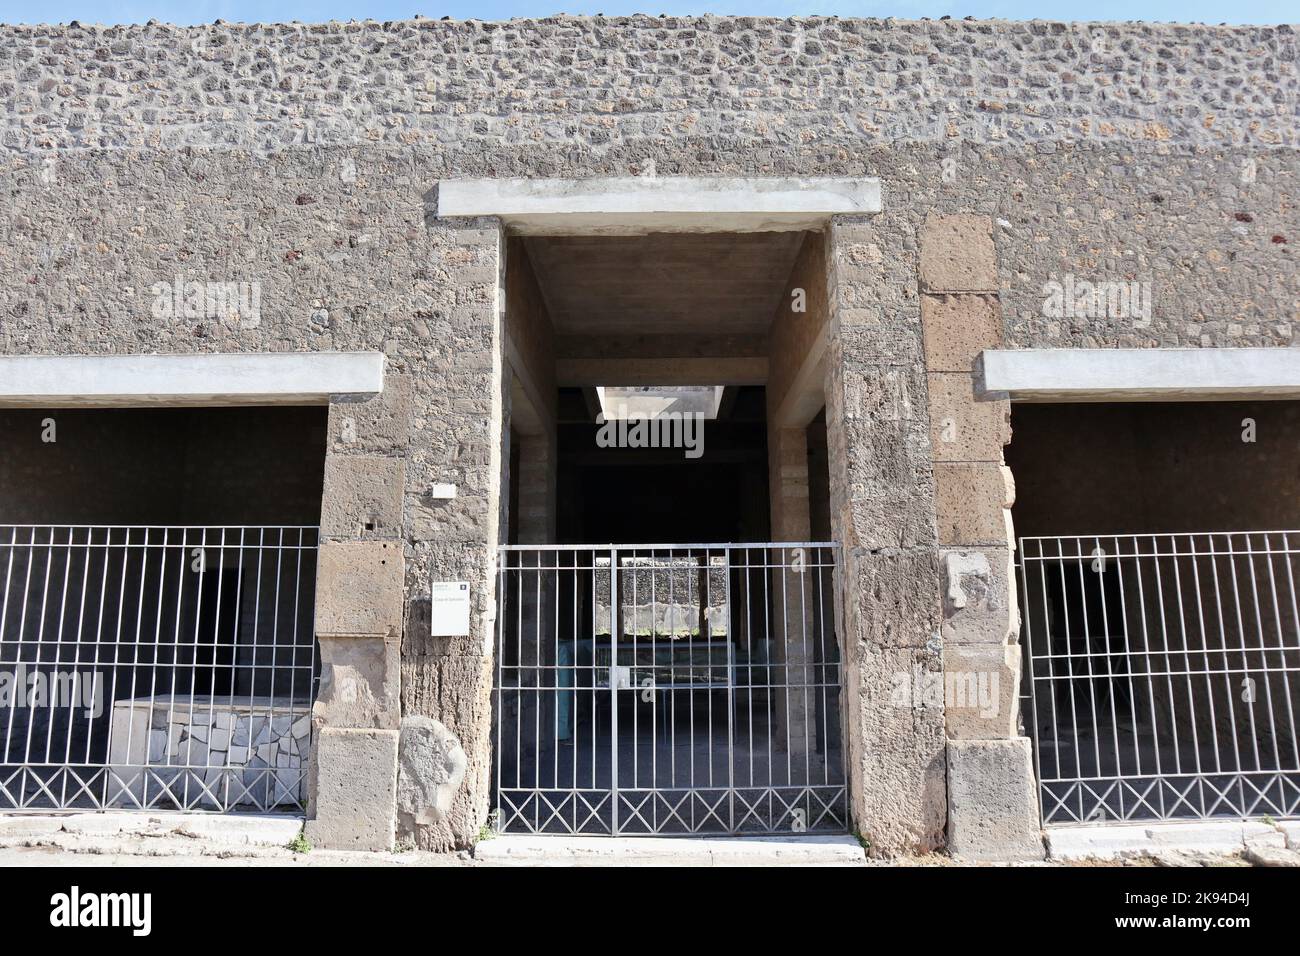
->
[492, 228, 846, 835]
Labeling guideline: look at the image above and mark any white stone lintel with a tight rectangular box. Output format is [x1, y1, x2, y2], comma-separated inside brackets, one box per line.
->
[437, 176, 881, 235]
[975, 348, 1300, 402]
[0, 351, 385, 407]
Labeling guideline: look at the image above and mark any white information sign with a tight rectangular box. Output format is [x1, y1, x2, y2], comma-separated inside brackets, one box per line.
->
[430, 581, 471, 637]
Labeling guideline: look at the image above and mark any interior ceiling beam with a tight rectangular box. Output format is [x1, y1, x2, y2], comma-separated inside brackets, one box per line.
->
[556, 357, 768, 388]
[555, 333, 768, 360]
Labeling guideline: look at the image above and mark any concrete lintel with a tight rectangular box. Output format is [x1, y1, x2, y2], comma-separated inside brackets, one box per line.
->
[975, 348, 1300, 402]
[0, 352, 385, 407]
[438, 177, 881, 236]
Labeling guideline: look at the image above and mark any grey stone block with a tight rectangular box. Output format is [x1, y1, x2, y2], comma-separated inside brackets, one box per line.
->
[320, 454, 405, 539]
[304, 727, 399, 852]
[328, 372, 412, 455]
[313, 633, 401, 730]
[946, 737, 1045, 861]
[919, 215, 998, 294]
[314, 540, 404, 638]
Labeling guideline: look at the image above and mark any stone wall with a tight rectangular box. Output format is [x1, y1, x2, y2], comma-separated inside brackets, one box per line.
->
[4, 17, 1292, 154]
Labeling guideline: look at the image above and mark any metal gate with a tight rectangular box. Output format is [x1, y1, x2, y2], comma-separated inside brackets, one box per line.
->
[1020, 531, 1300, 825]
[0, 525, 319, 813]
[493, 543, 846, 835]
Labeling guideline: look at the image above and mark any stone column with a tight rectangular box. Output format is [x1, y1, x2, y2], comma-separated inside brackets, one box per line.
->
[824, 218, 947, 855]
[919, 214, 1043, 861]
[305, 372, 412, 851]
[768, 426, 814, 762]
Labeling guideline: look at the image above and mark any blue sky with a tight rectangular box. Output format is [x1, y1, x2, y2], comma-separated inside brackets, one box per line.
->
[2, 0, 1293, 26]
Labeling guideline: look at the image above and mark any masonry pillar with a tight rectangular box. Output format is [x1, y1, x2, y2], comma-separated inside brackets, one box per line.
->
[768, 425, 814, 761]
[305, 371, 411, 851]
[396, 216, 506, 852]
[824, 218, 947, 855]
[919, 214, 1044, 861]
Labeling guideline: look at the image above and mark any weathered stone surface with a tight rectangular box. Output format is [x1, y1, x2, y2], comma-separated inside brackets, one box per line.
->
[401, 653, 495, 852]
[846, 644, 948, 856]
[315, 540, 404, 638]
[396, 715, 469, 832]
[313, 634, 401, 730]
[1243, 846, 1300, 867]
[844, 547, 941, 648]
[328, 372, 412, 455]
[940, 547, 1017, 645]
[921, 294, 1004, 374]
[927, 372, 1011, 462]
[304, 728, 399, 852]
[946, 738, 1044, 861]
[320, 454, 405, 539]
[920, 215, 998, 294]
[934, 462, 1013, 547]
[941, 642, 1020, 739]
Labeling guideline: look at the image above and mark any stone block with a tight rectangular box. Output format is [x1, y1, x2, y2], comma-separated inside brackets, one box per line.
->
[320, 454, 405, 539]
[315, 540, 404, 638]
[328, 372, 412, 454]
[940, 548, 1018, 645]
[846, 644, 948, 855]
[397, 715, 469, 832]
[941, 642, 1020, 739]
[919, 215, 998, 294]
[844, 547, 940, 648]
[946, 737, 1044, 861]
[933, 462, 1013, 547]
[313, 633, 401, 730]
[927, 373, 1011, 462]
[920, 294, 1003, 373]
[304, 727, 399, 852]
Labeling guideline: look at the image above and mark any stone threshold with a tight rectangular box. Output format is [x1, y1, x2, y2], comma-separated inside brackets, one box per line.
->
[1047, 819, 1300, 861]
[0, 811, 304, 847]
[473, 834, 867, 866]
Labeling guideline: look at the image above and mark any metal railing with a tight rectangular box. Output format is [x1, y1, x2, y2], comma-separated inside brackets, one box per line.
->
[0, 525, 319, 813]
[1020, 532, 1300, 825]
[493, 543, 846, 836]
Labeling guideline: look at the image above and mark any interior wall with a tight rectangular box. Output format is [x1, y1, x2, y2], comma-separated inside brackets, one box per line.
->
[0, 407, 328, 526]
[807, 410, 831, 541]
[1007, 400, 1300, 538]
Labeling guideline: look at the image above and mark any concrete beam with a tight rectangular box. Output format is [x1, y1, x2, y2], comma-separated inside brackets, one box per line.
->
[437, 177, 881, 236]
[557, 356, 768, 387]
[0, 352, 384, 407]
[976, 348, 1300, 402]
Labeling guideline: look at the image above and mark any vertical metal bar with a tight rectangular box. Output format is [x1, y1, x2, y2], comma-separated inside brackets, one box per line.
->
[1242, 533, 1282, 771]
[1019, 538, 1046, 825]
[724, 546, 734, 834]
[609, 546, 619, 836]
